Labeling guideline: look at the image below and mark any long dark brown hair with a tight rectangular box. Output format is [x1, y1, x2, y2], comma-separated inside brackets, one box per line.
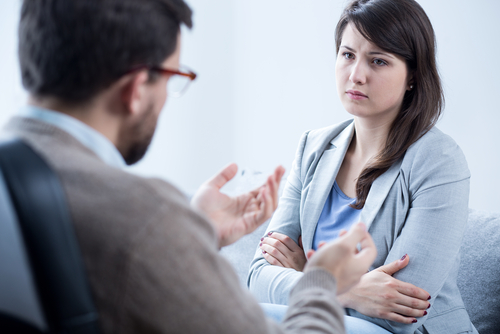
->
[335, 0, 444, 209]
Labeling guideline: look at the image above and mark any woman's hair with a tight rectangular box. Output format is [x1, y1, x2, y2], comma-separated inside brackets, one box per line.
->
[335, 0, 443, 209]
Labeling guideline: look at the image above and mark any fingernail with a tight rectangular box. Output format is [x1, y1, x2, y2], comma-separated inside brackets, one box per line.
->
[261, 237, 264, 241]
[262, 250, 267, 254]
[427, 295, 431, 300]
[412, 319, 417, 323]
[268, 232, 273, 235]
[259, 243, 262, 247]
[427, 303, 431, 309]
[423, 311, 427, 316]
[400, 254, 407, 261]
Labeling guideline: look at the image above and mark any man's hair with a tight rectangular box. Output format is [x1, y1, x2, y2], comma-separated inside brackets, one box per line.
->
[19, 0, 192, 104]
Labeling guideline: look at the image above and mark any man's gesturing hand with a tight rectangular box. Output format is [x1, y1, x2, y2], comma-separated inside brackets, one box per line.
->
[191, 163, 285, 248]
[305, 222, 377, 295]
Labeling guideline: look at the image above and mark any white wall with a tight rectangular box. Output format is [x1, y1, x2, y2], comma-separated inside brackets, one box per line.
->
[1, 0, 499, 211]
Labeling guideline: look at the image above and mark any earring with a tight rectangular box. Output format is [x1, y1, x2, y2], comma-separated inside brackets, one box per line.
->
[410, 85, 414, 89]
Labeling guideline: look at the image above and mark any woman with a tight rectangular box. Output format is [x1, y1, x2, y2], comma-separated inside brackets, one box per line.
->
[247, 0, 476, 333]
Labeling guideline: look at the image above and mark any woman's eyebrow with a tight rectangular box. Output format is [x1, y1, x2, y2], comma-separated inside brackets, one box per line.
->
[340, 45, 395, 59]
[340, 45, 355, 52]
[368, 51, 395, 59]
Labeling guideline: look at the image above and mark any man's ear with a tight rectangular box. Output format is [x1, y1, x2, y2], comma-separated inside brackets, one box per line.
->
[121, 71, 149, 116]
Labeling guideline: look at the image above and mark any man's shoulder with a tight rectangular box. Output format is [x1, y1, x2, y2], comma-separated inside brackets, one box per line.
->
[2, 116, 213, 241]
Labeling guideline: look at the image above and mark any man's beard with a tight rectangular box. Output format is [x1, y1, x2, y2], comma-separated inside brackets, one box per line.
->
[121, 102, 158, 165]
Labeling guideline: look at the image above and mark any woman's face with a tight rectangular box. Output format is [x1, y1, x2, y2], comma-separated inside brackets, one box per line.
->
[336, 23, 411, 122]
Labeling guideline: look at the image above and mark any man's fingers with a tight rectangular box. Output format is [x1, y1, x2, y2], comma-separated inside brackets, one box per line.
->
[250, 165, 285, 199]
[338, 222, 369, 248]
[355, 228, 377, 268]
[306, 249, 315, 260]
[266, 175, 277, 210]
[206, 163, 238, 190]
[273, 165, 286, 184]
[318, 241, 327, 249]
[260, 186, 274, 220]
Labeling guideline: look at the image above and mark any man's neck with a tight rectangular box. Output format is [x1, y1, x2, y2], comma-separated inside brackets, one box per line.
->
[28, 96, 121, 147]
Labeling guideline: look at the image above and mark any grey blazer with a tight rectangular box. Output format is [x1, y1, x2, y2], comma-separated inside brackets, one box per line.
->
[248, 119, 477, 334]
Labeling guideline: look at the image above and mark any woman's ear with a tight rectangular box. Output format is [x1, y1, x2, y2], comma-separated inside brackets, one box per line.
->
[121, 71, 149, 116]
[406, 71, 415, 91]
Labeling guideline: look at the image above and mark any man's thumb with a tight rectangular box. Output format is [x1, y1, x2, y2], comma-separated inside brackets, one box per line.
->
[377, 254, 409, 276]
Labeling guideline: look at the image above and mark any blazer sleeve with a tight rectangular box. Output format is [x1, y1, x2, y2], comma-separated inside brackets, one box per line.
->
[347, 131, 471, 334]
[247, 131, 310, 305]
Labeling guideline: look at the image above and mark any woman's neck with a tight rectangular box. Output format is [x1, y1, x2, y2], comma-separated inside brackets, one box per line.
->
[351, 116, 393, 160]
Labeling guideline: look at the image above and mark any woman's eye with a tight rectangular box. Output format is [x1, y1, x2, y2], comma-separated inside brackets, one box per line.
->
[343, 52, 354, 59]
[373, 58, 387, 66]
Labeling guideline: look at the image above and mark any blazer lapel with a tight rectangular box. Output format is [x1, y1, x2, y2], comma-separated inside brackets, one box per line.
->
[359, 158, 403, 231]
[302, 124, 354, 250]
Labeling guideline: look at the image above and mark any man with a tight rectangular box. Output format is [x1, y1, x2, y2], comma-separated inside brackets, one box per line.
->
[4, 0, 377, 333]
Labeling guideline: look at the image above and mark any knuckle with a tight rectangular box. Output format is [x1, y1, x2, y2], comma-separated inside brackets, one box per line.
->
[269, 239, 279, 247]
[385, 280, 397, 289]
[266, 256, 277, 266]
[269, 248, 279, 257]
[381, 292, 395, 301]
[410, 299, 420, 309]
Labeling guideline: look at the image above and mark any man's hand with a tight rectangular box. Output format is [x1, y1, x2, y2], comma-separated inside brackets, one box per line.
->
[191, 163, 285, 248]
[337, 255, 431, 324]
[305, 222, 377, 295]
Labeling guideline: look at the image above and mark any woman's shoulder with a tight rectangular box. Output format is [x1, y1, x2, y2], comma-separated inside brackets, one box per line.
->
[301, 119, 354, 149]
[402, 126, 470, 180]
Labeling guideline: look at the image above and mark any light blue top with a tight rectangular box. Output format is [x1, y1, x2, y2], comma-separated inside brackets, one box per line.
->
[312, 180, 361, 250]
[18, 105, 125, 169]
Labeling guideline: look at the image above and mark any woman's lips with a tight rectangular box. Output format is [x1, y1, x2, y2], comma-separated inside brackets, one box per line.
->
[346, 90, 368, 100]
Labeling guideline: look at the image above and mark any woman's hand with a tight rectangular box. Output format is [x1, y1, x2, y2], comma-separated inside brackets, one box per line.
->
[337, 254, 431, 324]
[259, 232, 307, 271]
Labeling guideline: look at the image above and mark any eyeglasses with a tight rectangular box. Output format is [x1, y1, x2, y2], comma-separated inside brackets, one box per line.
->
[128, 65, 197, 97]
[150, 65, 197, 97]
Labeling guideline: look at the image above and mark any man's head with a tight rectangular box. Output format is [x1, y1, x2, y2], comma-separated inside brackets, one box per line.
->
[19, 0, 193, 164]
[19, 0, 192, 103]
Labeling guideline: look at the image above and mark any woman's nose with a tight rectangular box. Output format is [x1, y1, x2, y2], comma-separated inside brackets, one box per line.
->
[349, 61, 367, 85]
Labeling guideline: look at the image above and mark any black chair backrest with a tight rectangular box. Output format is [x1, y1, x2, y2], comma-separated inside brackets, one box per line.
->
[0, 138, 100, 334]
